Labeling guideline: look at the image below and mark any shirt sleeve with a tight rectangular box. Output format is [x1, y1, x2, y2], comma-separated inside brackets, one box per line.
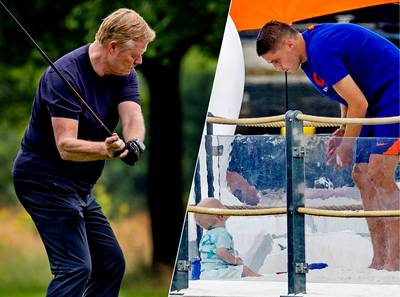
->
[313, 44, 349, 88]
[117, 70, 141, 105]
[43, 69, 82, 119]
[215, 229, 233, 249]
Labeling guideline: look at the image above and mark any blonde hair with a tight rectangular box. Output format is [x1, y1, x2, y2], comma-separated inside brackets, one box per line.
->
[194, 198, 226, 230]
[95, 8, 155, 47]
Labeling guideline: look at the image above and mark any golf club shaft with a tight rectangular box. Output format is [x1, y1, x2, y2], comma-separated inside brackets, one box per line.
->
[0, 0, 113, 136]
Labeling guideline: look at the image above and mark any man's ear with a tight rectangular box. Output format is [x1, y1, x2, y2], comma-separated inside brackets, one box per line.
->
[107, 40, 118, 54]
[283, 38, 295, 49]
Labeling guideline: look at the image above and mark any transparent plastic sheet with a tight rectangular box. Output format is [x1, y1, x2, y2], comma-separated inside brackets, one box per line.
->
[188, 134, 399, 283]
[304, 135, 400, 284]
[188, 135, 287, 281]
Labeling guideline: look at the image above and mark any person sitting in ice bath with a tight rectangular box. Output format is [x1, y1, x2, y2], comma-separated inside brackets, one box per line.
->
[194, 198, 261, 279]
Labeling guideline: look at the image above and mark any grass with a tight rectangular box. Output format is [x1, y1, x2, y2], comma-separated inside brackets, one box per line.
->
[0, 288, 44, 297]
[0, 287, 167, 297]
[0, 272, 170, 297]
[0, 206, 171, 297]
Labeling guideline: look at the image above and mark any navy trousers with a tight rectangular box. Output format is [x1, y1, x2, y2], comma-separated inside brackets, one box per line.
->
[13, 179, 125, 297]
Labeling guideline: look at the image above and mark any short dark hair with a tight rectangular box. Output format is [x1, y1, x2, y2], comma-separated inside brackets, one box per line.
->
[256, 21, 298, 56]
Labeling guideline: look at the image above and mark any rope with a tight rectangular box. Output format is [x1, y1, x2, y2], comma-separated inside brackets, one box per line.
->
[206, 114, 400, 127]
[225, 205, 283, 209]
[307, 204, 363, 211]
[297, 114, 400, 125]
[236, 121, 286, 128]
[188, 204, 399, 217]
[223, 204, 363, 211]
[303, 121, 340, 128]
[206, 115, 285, 125]
[297, 207, 400, 218]
[211, 120, 340, 128]
[187, 205, 287, 216]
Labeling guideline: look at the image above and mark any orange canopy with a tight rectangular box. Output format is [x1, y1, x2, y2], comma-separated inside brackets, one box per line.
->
[230, 0, 397, 31]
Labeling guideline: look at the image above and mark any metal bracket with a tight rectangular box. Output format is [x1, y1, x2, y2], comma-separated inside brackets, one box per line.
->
[176, 260, 191, 272]
[295, 262, 309, 274]
[292, 146, 305, 158]
[211, 145, 223, 156]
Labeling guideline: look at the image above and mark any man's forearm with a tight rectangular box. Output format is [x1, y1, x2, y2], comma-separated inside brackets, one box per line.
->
[340, 104, 347, 118]
[340, 104, 347, 130]
[57, 137, 109, 161]
[121, 108, 145, 142]
[122, 120, 145, 142]
[333, 75, 368, 138]
[344, 104, 366, 138]
[118, 102, 145, 142]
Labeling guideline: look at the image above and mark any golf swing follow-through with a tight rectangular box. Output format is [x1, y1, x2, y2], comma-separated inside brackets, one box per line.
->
[2, 1, 155, 296]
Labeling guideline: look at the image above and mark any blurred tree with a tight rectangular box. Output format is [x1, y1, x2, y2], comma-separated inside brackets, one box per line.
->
[137, 1, 228, 268]
[0, 0, 81, 204]
[180, 47, 219, 198]
[0, 0, 83, 66]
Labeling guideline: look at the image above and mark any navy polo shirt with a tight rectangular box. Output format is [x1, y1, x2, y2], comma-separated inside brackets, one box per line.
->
[13, 44, 140, 194]
[301, 23, 400, 114]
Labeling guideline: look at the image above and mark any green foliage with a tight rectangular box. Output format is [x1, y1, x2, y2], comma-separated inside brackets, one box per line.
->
[0, 0, 83, 66]
[64, 0, 228, 63]
[0, 122, 24, 205]
[93, 183, 112, 217]
[0, 63, 44, 125]
[181, 46, 218, 198]
[0, 62, 44, 205]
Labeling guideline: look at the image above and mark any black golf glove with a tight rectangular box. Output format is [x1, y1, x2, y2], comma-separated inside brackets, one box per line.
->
[113, 139, 145, 166]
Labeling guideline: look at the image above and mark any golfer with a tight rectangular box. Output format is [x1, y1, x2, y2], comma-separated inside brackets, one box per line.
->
[256, 21, 399, 271]
[12, 8, 155, 296]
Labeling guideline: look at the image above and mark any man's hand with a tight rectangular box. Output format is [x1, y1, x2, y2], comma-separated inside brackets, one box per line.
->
[119, 139, 145, 166]
[326, 139, 354, 169]
[326, 128, 345, 158]
[105, 133, 127, 159]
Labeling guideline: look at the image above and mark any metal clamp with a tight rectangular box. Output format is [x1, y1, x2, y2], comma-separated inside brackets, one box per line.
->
[176, 260, 191, 272]
[211, 145, 223, 156]
[292, 146, 305, 158]
[295, 262, 309, 274]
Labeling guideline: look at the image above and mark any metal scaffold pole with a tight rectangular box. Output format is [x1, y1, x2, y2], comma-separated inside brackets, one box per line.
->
[282, 110, 307, 297]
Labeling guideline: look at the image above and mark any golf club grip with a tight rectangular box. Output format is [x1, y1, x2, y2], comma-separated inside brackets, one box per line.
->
[113, 140, 126, 158]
